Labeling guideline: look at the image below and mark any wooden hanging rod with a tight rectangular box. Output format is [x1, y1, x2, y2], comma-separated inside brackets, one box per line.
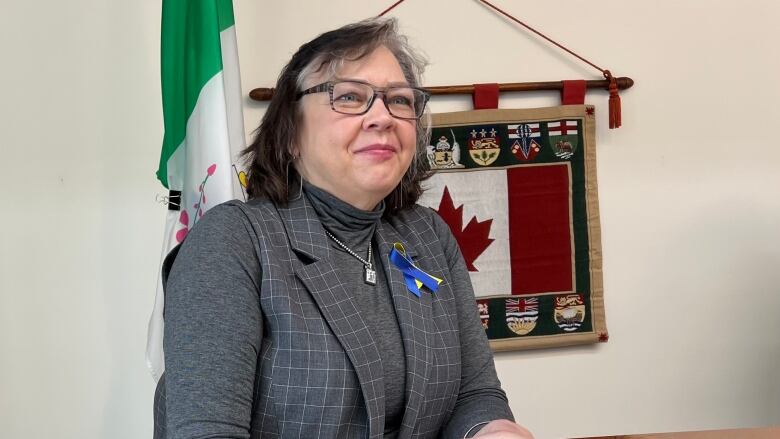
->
[249, 77, 633, 101]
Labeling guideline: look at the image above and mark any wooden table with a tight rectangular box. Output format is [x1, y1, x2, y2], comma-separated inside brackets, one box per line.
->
[573, 426, 780, 439]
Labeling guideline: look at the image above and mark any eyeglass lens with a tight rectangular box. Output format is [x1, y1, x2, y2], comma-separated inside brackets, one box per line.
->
[331, 81, 426, 119]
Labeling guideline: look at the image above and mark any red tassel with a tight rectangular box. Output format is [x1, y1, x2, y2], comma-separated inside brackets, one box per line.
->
[605, 70, 621, 129]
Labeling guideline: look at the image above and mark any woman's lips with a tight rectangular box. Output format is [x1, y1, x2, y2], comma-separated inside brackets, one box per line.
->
[354, 144, 397, 159]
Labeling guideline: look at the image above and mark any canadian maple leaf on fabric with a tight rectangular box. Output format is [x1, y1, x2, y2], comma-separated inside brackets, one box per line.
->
[433, 187, 494, 271]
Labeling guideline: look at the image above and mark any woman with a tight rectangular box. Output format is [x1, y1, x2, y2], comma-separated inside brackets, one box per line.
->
[154, 18, 533, 439]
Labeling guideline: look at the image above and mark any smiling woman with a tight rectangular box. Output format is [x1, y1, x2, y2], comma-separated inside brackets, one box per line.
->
[294, 45, 420, 211]
[153, 18, 533, 439]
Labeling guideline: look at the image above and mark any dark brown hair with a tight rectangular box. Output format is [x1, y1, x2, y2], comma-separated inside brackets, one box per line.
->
[241, 18, 431, 216]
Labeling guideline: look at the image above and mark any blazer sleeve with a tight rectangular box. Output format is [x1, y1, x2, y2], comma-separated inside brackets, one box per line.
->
[429, 211, 516, 439]
[163, 202, 263, 439]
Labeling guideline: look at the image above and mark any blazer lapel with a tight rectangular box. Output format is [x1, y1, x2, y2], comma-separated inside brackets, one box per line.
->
[278, 197, 385, 438]
[375, 220, 433, 437]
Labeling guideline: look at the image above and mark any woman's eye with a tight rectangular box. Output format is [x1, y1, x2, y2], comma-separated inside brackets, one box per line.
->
[388, 95, 413, 106]
[335, 93, 363, 102]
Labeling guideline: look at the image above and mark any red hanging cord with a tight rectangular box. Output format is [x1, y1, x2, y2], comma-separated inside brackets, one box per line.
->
[377, 0, 625, 128]
[377, 0, 407, 17]
[477, 0, 606, 73]
[477, 0, 622, 128]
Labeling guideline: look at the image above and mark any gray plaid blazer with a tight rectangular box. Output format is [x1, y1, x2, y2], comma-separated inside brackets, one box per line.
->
[154, 195, 511, 439]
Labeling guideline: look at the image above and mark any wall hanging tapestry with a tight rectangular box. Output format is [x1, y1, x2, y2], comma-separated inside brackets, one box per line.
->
[416, 105, 607, 351]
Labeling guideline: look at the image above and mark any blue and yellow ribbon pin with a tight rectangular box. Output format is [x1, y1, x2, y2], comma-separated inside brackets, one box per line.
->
[389, 243, 443, 297]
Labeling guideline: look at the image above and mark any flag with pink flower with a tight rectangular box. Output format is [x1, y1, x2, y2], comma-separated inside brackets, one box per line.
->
[175, 163, 220, 243]
[146, 0, 247, 382]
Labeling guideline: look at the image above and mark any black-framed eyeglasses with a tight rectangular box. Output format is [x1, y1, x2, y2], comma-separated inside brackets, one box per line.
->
[297, 80, 431, 120]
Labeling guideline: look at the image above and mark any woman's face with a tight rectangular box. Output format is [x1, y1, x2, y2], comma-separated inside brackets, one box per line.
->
[294, 45, 417, 210]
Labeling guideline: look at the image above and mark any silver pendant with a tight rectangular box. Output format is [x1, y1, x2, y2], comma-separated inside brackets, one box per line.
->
[364, 266, 377, 286]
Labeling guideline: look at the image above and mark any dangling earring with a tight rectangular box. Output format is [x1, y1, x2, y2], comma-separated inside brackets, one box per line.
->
[287, 153, 303, 201]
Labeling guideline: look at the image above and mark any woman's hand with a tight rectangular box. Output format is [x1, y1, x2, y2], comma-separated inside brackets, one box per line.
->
[472, 419, 535, 439]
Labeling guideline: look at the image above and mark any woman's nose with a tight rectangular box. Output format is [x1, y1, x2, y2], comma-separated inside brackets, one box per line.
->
[362, 95, 395, 130]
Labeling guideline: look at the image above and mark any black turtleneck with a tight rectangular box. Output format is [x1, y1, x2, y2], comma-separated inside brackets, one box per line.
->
[303, 181, 406, 438]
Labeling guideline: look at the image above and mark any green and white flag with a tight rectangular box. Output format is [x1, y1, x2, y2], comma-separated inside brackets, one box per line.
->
[146, 0, 246, 381]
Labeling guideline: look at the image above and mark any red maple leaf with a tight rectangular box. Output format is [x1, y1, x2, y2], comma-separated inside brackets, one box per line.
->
[433, 186, 494, 271]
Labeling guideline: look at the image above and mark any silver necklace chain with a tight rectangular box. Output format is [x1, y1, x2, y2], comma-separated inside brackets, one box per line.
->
[324, 230, 372, 267]
[324, 229, 376, 285]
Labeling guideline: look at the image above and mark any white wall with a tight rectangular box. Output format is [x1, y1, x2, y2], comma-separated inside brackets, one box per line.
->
[1, 1, 778, 438]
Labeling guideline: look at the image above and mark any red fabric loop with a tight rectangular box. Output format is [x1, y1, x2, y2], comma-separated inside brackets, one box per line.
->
[561, 80, 586, 105]
[472, 83, 500, 110]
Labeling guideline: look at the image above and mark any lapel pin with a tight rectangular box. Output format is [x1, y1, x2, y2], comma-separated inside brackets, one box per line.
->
[389, 243, 443, 297]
